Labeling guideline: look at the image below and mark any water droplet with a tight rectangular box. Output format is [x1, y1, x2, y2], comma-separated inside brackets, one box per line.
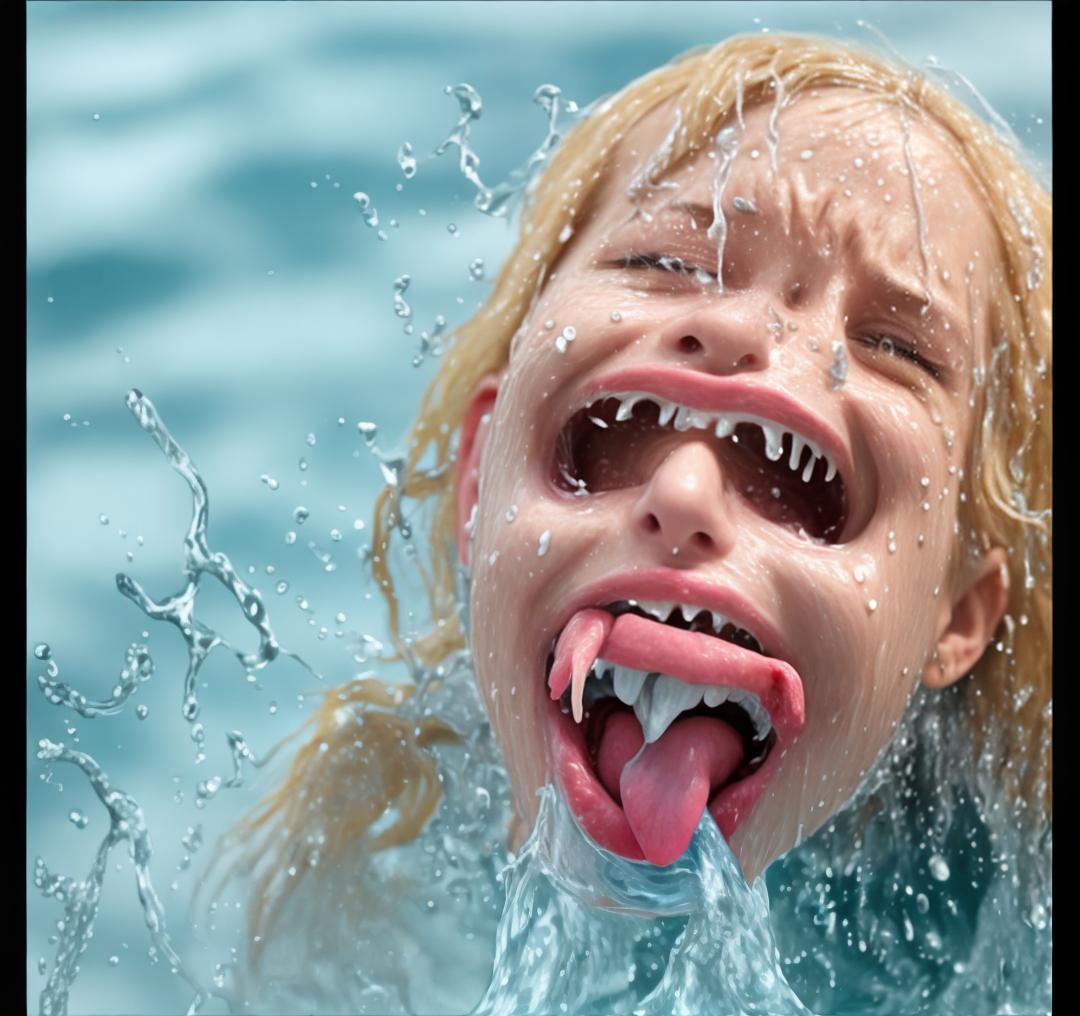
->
[68, 810, 89, 829]
[260, 474, 279, 491]
[558, 224, 574, 243]
[136, 704, 149, 720]
[99, 514, 109, 525]
[92, 112, 101, 121]
[537, 530, 552, 557]
[393, 275, 412, 322]
[293, 506, 310, 525]
[353, 191, 379, 227]
[447, 223, 458, 235]
[504, 505, 518, 523]
[34, 643, 51, 661]
[397, 141, 417, 179]
[47, 296, 54, 304]
[928, 854, 950, 881]
[829, 340, 848, 388]
[469, 258, 485, 281]
[108, 955, 120, 967]
[800, 149, 813, 161]
[610, 310, 622, 322]
[285, 531, 297, 545]
[330, 529, 342, 542]
[269, 701, 279, 715]
[298, 457, 308, 472]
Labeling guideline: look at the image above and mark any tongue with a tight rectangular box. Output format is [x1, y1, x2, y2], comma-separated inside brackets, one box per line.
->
[596, 709, 744, 866]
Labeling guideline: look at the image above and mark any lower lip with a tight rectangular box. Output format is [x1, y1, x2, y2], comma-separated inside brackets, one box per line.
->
[546, 694, 786, 861]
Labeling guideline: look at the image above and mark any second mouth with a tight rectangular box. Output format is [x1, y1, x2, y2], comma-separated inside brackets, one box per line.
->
[553, 394, 849, 542]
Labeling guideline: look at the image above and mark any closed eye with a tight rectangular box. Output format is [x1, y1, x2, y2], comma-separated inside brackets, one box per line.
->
[857, 334, 942, 380]
[608, 252, 717, 284]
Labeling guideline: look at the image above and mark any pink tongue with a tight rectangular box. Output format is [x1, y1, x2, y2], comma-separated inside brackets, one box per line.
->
[597, 709, 744, 866]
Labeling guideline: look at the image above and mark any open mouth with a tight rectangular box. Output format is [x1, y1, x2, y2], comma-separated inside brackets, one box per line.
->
[553, 393, 849, 542]
[543, 594, 804, 867]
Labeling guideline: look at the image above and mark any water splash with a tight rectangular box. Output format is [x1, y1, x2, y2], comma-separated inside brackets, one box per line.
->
[117, 389, 318, 726]
[474, 788, 811, 1016]
[34, 739, 207, 1016]
[434, 82, 579, 218]
[707, 125, 741, 294]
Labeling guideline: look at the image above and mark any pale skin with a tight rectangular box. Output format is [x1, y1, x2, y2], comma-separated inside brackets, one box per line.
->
[454, 88, 1009, 882]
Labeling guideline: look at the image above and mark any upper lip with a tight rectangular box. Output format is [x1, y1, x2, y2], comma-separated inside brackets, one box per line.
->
[546, 567, 797, 687]
[552, 365, 859, 534]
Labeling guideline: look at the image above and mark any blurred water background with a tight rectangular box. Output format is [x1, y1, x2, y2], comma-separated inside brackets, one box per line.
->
[27, 3, 1050, 1013]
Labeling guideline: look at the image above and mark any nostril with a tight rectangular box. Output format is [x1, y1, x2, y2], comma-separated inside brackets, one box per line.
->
[734, 352, 758, 370]
[677, 335, 703, 355]
[644, 513, 661, 533]
[692, 532, 714, 550]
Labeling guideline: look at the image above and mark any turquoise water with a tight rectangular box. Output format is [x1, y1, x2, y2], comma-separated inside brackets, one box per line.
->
[27, 3, 1051, 1013]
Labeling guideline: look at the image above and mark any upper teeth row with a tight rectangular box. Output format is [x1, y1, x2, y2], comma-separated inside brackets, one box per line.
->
[587, 391, 838, 483]
[586, 658, 773, 744]
[625, 598, 753, 644]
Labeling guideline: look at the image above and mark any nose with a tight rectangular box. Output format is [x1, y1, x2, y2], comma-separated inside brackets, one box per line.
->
[661, 296, 776, 375]
[631, 441, 735, 563]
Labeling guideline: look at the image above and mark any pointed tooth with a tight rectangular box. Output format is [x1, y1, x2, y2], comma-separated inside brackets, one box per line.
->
[657, 400, 677, 426]
[788, 434, 805, 471]
[614, 665, 648, 706]
[679, 603, 698, 623]
[703, 686, 730, 709]
[688, 410, 711, 430]
[714, 416, 735, 439]
[673, 405, 692, 431]
[760, 423, 782, 461]
[642, 675, 703, 743]
[615, 395, 639, 422]
[637, 599, 671, 622]
[708, 611, 728, 636]
[802, 454, 816, 482]
[571, 658, 588, 723]
[633, 673, 657, 734]
[825, 456, 837, 483]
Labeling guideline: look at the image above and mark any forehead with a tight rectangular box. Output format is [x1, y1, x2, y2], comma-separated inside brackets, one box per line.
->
[588, 87, 999, 337]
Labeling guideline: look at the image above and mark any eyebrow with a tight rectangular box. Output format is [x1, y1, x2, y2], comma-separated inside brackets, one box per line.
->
[660, 200, 716, 229]
[644, 198, 970, 347]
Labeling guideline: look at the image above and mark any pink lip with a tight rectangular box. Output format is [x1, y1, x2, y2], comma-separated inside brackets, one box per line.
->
[574, 364, 855, 503]
[542, 567, 806, 859]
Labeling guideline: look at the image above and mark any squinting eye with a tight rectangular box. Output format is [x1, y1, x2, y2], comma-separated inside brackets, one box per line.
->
[858, 334, 941, 379]
[615, 253, 716, 284]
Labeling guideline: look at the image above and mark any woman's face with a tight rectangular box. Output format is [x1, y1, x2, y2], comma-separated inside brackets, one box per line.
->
[457, 87, 1005, 880]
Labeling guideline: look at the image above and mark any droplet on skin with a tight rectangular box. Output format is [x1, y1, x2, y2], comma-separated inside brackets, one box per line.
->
[537, 531, 552, 557]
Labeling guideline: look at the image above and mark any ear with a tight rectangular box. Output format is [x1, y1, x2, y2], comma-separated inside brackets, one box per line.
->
[455, 373, 501, 566]
[921, 547, 1010, 690]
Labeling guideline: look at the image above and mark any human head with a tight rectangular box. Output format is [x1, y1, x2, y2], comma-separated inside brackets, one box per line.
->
[371, 33, 1050, 877]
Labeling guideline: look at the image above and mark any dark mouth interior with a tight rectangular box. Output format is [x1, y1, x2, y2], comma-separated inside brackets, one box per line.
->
[553, 396, 847, 542]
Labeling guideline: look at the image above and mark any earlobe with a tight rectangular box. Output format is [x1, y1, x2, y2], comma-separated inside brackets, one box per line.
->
[455, 373, 501, 566]
[921, 547, 1010, 690]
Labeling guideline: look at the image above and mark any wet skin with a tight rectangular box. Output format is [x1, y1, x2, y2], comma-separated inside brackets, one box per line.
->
[455, 88, 1009, 881]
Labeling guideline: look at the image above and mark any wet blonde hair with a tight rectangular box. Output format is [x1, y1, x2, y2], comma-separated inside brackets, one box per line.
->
[223, 33, 1051, 953]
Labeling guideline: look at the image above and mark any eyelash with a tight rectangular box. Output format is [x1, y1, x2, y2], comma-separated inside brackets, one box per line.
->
[616, 252, 717, 282]
[857, 334, 942, 379]
[616, 252, 942, 380]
